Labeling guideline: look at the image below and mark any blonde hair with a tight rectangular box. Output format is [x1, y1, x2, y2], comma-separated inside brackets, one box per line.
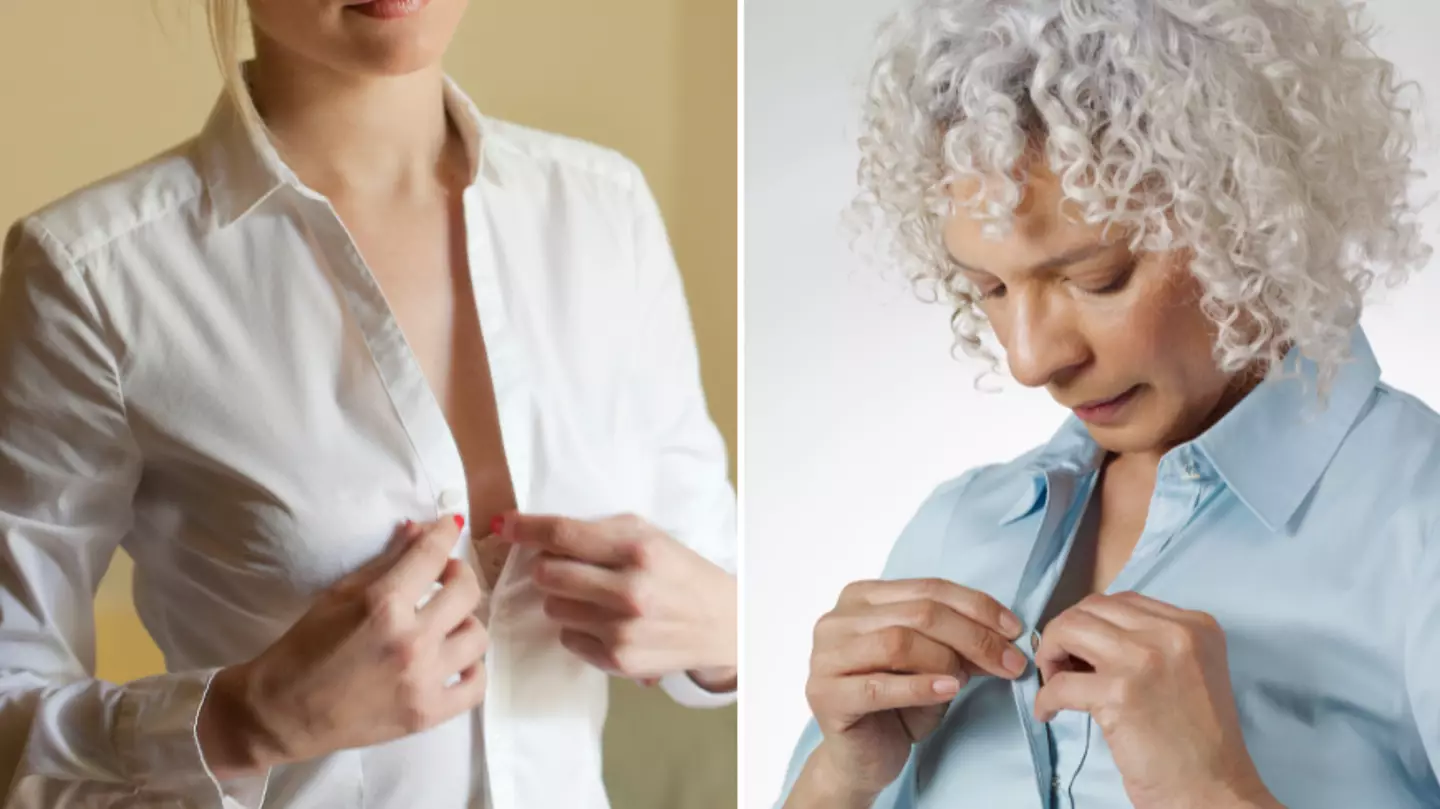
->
[205, 0, 266, 131]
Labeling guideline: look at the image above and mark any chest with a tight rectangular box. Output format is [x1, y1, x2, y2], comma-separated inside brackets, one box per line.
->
[1036, 464, 1150, 631]
[109, 191, 647, 608]
[337, 195, 514, 586]
[902, 475, 1431, 809]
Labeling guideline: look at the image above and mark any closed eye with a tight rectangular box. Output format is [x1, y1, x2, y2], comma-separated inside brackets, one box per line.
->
[1079, 261, 1137, 295]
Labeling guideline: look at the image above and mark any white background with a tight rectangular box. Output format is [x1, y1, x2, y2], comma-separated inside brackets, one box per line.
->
[742, 0, 1440, 804]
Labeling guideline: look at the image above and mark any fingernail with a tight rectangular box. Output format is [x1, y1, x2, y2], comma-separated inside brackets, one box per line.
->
[490, 514, 505, 537]
[933, 677, 960, 695]
[1003, 648, 1028, 676]
[453, 514, 466, 531]
[1000, 611, 1023, 638]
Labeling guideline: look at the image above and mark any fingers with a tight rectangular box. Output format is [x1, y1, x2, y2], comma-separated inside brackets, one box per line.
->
[337, 520, 423, 589]
[1033, 670, 1109, 723]
[559, 627, 639, 676]
[1097, 591, 1204, 629]
[374, 519, 462, 605]
[808, 673, 962, 724]
[816, 601, 1026, 680]
[419, 558, 484, 636]
[1035, 608, 1128, 683]
[1068, 592, 1165, 630]
[543, 595, 626, 633]
[532, 555, 636, 615]
[437, 659, 488, 718]
[813, 622, 962, 679]
[1077, 592, 1223, 665]
[501, 514, 642, 568]
[439, 614, 489, 678]
[837, 579, 1023, 640]
[819, 596, 1026, 678]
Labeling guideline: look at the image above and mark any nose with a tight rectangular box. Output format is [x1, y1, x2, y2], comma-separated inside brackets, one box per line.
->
[1000, 291, 1089, 389]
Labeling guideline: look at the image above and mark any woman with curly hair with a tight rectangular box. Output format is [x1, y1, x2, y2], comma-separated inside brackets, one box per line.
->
[777, 1, 1439, 807]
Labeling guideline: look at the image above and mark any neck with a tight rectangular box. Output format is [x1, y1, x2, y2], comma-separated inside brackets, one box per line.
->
[246, 34, 464, 200]
[1117, 363, 1268, 473]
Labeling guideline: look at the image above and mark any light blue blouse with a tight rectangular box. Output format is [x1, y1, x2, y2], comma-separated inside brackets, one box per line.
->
[777, 328, 1440, 808]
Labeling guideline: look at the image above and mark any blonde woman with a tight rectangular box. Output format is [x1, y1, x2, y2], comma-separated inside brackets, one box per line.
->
[777, 1, 1440, 808]
[0, 1, 736, 807]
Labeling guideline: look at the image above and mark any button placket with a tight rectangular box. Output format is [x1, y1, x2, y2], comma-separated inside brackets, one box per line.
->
[1007, 468, 1098, 809]
[1108, 451, 1213, 594]
[299, 198, 472, 547]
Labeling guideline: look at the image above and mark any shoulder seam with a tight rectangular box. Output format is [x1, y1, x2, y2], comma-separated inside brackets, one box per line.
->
[56, 189, 202, 264]
[1375, 383, 1440, 427]
[483, 123, 641, 191]
[24, 220, 133, 427]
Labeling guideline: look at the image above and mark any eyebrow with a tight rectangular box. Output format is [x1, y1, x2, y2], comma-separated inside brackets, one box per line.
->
[953, 242, 1114, 277]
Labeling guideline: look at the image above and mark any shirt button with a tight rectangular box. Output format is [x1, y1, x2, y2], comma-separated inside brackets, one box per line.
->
[1030, 630, 1041, 652]
[438, 488, 466, 512]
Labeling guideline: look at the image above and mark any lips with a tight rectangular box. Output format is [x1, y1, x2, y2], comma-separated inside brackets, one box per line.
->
[346, 0, 430, 19]
[1070, 385, 1141, 426]
[1073, 389, 1134, 412]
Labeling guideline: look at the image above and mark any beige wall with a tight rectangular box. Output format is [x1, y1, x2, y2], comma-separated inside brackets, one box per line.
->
[0, 2, 736, 807]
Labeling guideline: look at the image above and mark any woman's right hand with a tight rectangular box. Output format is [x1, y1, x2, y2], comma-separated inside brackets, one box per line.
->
[792, 578, 1028, 806]
[198, 517, 487, 777]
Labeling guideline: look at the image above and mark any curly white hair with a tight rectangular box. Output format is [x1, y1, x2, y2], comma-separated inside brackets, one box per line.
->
[852, 0, 1430, 389]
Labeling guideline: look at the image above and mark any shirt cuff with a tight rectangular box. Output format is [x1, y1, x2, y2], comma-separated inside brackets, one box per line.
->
[659, 671, 737, 709]
[114, 667, 271, 809]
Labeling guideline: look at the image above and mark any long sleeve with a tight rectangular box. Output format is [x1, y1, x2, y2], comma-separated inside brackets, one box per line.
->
[1404, 510, 1440, 789]
[0, 219, 268, 808]
[617, 170, 738, 709]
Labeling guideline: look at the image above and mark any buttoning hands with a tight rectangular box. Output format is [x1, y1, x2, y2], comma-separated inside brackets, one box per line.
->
[494, 512, 737, 692]
[1034, 591, 1283, 809]
[200, 516, 486, 778]
[792, 577, 1028, 805]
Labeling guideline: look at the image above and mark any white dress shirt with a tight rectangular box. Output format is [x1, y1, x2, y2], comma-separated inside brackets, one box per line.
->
[0, 77, 736, 809]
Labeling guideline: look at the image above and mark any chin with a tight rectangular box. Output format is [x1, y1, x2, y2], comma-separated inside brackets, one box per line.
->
[334, 13, 459, 75]
[1078, 418, 1169, 456]
[336, 29, 449, 75]
[1081, 423, 1137, 455]
[350, 46, 447, 76]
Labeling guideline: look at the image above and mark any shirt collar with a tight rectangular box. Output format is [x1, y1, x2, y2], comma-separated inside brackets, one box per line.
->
[999, 419, 1105, 525]
[999, 328, 1380, 532]
[196, 72, 488, 228]
[1196, 327, 1380, 533]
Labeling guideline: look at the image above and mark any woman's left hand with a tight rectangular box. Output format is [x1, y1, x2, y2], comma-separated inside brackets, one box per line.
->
[496, 513, 737, 692]
[1034, 591, 1281, 809]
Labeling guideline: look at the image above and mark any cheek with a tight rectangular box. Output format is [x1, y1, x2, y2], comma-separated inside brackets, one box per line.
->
[247, 1, 335, 55]
[1086, 296, 1171, 372]
[1092, 271, 1211, 382]
[247, 0, 326, 33]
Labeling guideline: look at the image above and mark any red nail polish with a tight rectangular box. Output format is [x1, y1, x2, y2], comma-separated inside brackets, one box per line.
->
[453, 515, 465, 530]
[490, 514, 505, 536]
